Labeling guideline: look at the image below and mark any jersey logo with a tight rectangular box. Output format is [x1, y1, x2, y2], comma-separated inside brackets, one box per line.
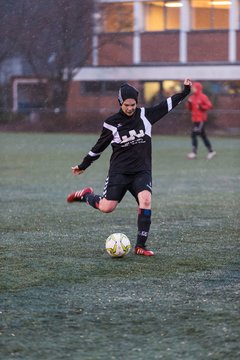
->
[121, 129, 145, 144]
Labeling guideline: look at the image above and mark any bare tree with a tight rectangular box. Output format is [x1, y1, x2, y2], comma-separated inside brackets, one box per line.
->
[0, 1, 17, 64]
[1, 0, 126, 113]
[6, 0, 94, 111]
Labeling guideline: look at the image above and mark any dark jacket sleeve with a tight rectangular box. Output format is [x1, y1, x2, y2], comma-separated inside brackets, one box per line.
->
[78, 126, 113, 170]
[144, 85, 191, 124]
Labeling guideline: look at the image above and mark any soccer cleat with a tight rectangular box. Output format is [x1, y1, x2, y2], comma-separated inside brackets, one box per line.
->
[207, 151, 216, 160]
[187, 152, 197, 159]
[135, 246, 155, 256]
[67, 187, 93, 203]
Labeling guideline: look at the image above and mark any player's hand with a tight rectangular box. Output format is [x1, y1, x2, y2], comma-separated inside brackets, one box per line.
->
[71, 165, 85, 176]
[184, 78, 192, 86]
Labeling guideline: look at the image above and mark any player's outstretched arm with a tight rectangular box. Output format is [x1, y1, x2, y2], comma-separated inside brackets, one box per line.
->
[145, 78, 192, 123]
[71, 165, 85, 176]
[184, 78, 192, 87]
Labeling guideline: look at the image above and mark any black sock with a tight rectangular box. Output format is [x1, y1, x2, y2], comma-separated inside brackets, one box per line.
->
[136, 208, 151, 248]
[85, 193, 101, 209]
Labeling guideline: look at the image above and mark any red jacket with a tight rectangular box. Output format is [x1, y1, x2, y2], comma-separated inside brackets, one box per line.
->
[186, 82, 212, 122]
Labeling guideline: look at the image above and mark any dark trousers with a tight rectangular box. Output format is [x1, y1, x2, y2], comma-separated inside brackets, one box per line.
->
[191, 122, 212, 153]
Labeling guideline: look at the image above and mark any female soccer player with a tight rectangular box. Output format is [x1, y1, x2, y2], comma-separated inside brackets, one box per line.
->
[67, 79, 192, 256]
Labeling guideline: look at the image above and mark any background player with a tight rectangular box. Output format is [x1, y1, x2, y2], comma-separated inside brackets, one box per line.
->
[186, 82, 216, 160]
[67, 79, 192, 256]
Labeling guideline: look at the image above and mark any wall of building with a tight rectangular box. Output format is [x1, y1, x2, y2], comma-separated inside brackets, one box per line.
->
[187, 31, 229, 62]
[98, 34, 133, 66]
[93, 30, 232, 64]
[67, 80, 240, 134]
[141, 32, 179, 63]
[66, 1, 240, 133]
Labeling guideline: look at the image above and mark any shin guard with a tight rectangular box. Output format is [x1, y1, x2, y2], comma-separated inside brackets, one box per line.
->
[85, 193, 101, 209]
[136, 208, 151, 248]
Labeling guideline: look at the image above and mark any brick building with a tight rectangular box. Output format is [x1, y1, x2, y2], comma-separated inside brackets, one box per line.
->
[67, 0, 240, 134]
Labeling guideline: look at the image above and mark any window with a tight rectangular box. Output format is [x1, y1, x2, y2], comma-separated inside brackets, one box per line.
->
[100, 1, 182, 33]
[144, 1, 181, 31]
[162, 80, 181, 96]
[83, 81, 102, 93]
[191, 0, 230, 30]
[143, 82, 161, 103]
[18, 83, 48, 111]
[143, 80, 181, 105]
[204, 81, 240, 95]
[105, 81, 124, 92]
[100, 3, 133, 33]
[82, 81, 125, 94]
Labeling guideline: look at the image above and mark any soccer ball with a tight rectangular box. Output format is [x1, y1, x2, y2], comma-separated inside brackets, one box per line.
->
[105, 233, 131, 258]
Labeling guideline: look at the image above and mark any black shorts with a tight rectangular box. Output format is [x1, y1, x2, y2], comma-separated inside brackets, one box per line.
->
[102, 171, 152, 203]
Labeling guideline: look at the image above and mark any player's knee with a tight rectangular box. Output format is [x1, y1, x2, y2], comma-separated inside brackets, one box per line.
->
[139, 196, 151, 209]
[138, 191, 151, 209]
[98, 200, 117, 213]
[99, 206, 114, 213]
[141, 198, 151, 208]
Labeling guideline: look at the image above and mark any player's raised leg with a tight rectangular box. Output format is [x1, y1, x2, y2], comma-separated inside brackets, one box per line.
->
[98, 198, 118, 213]
[67, 187, 118, 212]
[67, 187, 94, 202]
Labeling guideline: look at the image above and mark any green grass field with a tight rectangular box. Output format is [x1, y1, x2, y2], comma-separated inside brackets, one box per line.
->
[0, 132, 239, 360]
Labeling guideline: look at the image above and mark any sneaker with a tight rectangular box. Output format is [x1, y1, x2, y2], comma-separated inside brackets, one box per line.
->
[207, 151, 216, 160]
[187, 152, 197, 159]
[67, 187, 93, 203]
[135, 246, 155, 256]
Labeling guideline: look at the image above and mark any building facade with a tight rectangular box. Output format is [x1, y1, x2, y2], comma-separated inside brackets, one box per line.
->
[67, 0, 240, 133]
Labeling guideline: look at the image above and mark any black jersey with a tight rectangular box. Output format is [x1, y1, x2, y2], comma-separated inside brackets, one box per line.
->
[78, 85, 190, 175]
